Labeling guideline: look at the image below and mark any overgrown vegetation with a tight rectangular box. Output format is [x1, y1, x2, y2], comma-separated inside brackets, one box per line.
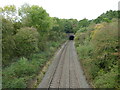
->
[75, 10, 119, 88]
[1, 4, 77, 88]
[2, 46, 59, 88]
[1, 4, 119, 88]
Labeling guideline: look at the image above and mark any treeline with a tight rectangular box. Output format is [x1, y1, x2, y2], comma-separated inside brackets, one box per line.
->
[1, 4, 79, 67]
[1, 4, 79, 88]
[75, 10, 119, 88]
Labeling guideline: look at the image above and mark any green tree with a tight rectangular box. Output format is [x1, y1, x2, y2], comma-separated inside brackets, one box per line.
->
[94, 10, 120, 23]
[14, 27, 39, 57]
[19, 4, 52, 34]
[2, 17, 16, 66]
[1, 5, 17, 22]
[78, 18, 90, 28]
[19, 4, 53, 51]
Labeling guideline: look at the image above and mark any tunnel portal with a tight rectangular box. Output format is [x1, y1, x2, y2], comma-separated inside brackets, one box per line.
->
[69, 35, 74, 40]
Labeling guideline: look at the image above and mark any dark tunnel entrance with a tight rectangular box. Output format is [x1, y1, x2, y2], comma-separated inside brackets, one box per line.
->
[69, 35, 74, 40]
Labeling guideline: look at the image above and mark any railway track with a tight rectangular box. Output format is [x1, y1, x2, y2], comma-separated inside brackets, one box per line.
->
[38, 41, 90, 88]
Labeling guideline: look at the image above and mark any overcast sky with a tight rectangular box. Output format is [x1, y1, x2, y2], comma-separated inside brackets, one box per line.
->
[0, 0, 119, 20]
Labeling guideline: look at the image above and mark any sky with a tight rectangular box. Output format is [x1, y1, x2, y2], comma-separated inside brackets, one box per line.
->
[0, 0, 119, 20]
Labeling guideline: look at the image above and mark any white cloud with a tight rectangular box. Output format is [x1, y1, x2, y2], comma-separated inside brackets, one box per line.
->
[0, 0, 119, 20]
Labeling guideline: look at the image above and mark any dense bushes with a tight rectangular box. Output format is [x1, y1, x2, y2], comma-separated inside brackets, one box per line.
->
[2, 4, 68, 88]
[14, 27, 39, 57]
[2, 40, 63, 88]
[2, 18, 16, 66]
[3, 57, 43, 88]
[2, 36, 15, 66]
[75, 18, 119, 88]
[2, 25, 40, 66]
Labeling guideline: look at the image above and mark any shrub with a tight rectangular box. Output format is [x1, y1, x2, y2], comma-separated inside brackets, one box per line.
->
[2, 36, 16, 66]
[14, 57, 39, 77]
[2, 18, 16, 66]
[3, 57, 29, 88]
[14, 27, 39, 57]
[76, 44, 93, 59]
[2, 57, 45, 88]
[94, 65, 118, 88]
[3, 77, 27, 88]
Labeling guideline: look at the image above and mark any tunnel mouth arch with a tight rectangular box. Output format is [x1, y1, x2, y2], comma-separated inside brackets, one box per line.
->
[69, 35, 74, 40]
